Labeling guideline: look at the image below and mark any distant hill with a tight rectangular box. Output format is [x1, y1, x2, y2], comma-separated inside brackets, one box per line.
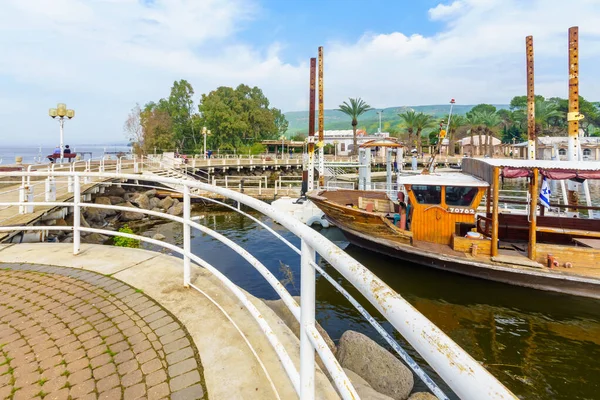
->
[284, 104, 510, 137]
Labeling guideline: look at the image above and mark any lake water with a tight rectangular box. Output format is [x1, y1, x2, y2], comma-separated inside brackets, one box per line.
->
[0, 145, 131, 164]
[143, 209, 600, 400]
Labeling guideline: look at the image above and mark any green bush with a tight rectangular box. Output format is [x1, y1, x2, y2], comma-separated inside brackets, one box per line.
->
[113, 225, 140, 248]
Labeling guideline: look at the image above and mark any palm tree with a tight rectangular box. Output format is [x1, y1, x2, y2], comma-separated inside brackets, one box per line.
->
[534, 100, 564, 134]
[466, 112, 484, 156]
[338, 98, 372, 155]
[446, 115, 466, 156]
[414, 113, 435, 155]
[481, 111, 502, 157]
[398, 110, 419, 151]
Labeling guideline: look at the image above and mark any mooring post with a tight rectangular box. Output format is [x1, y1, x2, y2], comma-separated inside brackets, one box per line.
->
[526, 35, 536, 160]
[183, 184, 191, 287]
[300, 239, 316, 399]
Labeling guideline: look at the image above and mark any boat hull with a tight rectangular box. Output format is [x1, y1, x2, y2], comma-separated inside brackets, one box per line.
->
[340, 226, 600, 300]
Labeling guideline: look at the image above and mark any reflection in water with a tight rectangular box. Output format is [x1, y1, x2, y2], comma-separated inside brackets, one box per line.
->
[144, 209, 600, 399]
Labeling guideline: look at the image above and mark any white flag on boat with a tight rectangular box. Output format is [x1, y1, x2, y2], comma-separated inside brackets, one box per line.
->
[539, 177, 551, 208]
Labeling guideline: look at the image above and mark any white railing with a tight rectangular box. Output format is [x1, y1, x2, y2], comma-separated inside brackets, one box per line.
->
[0, 169, 517, 400]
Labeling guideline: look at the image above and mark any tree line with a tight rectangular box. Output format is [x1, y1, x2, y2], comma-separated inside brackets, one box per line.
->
[124, 80, 289, 154]
[332, 95, 600, 156]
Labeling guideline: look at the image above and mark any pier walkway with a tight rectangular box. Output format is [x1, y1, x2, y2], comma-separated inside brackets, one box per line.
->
[0, 243, 336, 400]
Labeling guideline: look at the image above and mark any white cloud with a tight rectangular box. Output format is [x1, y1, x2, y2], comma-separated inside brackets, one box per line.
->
[428, 1, 465, 21]
[0, 0, 600, 145]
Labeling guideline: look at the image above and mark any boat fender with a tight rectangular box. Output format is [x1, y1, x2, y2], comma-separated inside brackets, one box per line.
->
[306, 215, 330, 228]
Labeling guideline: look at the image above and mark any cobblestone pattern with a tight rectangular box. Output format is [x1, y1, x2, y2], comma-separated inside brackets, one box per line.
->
[0, 264, 205, 400]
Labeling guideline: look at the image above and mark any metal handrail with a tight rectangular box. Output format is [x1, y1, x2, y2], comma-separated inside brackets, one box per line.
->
[0, 170, 517, 400]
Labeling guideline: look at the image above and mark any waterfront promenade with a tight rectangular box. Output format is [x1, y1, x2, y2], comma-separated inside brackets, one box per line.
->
[0, 243, 338, 400]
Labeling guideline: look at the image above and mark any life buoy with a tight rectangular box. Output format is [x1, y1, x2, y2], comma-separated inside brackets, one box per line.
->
[306, 215, 330, 228]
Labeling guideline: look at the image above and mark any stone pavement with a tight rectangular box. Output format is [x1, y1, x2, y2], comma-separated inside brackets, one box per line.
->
[0, 264, 205, 400]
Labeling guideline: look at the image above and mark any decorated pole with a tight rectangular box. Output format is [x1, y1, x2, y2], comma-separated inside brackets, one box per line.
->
[526, 35, 536, 160]
[318, 46, 325, 188]
[306, 58, 317, 192]
[567, 26, 584, 211]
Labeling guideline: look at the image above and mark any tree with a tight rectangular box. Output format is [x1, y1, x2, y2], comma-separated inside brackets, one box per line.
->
[446, 115, 466, 156]
[466, 112, 484, 156]
[414, 113, 435, 154]
[198, 84, 279, 151]
[141, 102, 174, 152]
[509, 95, 545, 110]
[338, 98, 372, 155]
[124, 104, 144, 154]
[272, 108, 289, 137]
[168, 80, 196, 150]
[466, 104, 497, 118]
[481, 111, 501, 156]
[398, 110, 418, 150]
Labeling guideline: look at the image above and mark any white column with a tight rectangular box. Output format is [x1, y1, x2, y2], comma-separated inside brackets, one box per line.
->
[300, 239, 316, 400]
[183, 184, 191, 287]
[73, 176, 81, 255]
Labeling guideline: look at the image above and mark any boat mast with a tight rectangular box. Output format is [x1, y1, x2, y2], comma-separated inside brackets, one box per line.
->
[426, 99, 454, 172]
[306, 58, 317, 192]
[567, 26, 584, 211]
[526, 35, 536, 160]
[318, 46, 325, 188]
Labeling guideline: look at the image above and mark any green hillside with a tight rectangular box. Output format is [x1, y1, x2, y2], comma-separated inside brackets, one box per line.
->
[284, 104, 509, 137]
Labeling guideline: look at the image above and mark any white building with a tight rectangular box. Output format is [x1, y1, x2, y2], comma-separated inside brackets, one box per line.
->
[323, 130, 390, 156]
[515, 136, 600, 160]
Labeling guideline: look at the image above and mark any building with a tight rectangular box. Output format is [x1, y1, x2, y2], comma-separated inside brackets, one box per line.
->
[515, 136, 600, 160]
[459, 136, 503, 156]
[323, 130, 390, 156]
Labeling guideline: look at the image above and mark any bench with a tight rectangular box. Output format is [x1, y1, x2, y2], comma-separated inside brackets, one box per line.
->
[47, 153, 77, 162]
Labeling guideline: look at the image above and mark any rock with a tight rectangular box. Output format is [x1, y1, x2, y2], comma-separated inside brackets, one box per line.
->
[109, 196, 124, 205]
[152, 233, 166, 241]
[356, 385, 396, 400]
[130, 193, 151, 210]
[337, 331, 414, 400]
[81, 232, 109, 244]
[93, 197, 115, 215]
[55, 218, 68, 226]
[264, 297, 336, 356]
[150, 207, 163, 220]
[149, 197, 161, 209]
[118, 202, 145, 222]
[65, 211, 90, 228]
[344, 368, 370, 388]
[94, 196, 112, 205]
[159, 196, 174, 210]
[105, 186, 126, 197]
[144, 189, 157, 198]
[167, 202, 184, 216]
[408, 393, 438, 400]
[84, 207, 106, 224]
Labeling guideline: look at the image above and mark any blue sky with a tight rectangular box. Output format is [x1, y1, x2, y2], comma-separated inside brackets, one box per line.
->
[1, 0, 600, 146]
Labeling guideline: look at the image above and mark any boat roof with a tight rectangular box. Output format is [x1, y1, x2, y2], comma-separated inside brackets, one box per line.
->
[397, 173, 489, 187]
[468, 158, 600, 171]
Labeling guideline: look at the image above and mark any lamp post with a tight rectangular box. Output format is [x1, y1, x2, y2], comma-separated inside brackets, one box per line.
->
[49, 103, 75, 162]
[376, 110, 384, 133]
[280, 135, 286, 159]
[202, 127, 211, 160]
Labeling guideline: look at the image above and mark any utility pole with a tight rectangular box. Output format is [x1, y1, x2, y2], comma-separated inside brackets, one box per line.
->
[526, 35, 536, 160]
[567, 26, 585, 211]
[318, 46, 325, 188]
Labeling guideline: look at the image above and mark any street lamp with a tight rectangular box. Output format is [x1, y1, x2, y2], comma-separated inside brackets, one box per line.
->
[376, 110, 384, 133]
[202, 127, 211, 160]
[49, 103, 75, 161]
[280, 135, 286, 159]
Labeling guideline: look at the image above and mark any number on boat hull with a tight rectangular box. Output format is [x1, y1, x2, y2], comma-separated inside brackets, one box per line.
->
[448, 208, 475, 214]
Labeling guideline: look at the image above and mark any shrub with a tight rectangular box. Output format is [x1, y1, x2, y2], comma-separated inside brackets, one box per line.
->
[113, 225, 140, 248]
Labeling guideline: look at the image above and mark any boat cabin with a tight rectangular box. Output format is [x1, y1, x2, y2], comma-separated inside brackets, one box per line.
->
[398, 173, 488, 244]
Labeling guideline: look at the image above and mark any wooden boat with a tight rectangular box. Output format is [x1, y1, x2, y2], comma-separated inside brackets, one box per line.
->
[308, 158, 600, 299]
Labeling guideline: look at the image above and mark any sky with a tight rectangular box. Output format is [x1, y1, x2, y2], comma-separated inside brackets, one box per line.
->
[1, 0, 600, 145]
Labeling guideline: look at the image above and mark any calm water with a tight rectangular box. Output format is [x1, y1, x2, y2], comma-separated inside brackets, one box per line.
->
[143, 210, 600, 400]
[0, 145, 130, 164]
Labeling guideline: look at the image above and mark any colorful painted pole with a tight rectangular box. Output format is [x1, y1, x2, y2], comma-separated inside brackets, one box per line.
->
[307, 58, 317, 192]
[526, 35, 536, 160]
[318, 46, 325, 188]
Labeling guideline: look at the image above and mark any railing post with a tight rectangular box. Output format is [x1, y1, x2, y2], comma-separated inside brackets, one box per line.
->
[73, 175, 81, 255]
[183, 184, 191, 287]
[134, 155, 139, 173]
[18, 185, 34, 214]
[300, 239, 316, 399]
[45, 177, 56, 202]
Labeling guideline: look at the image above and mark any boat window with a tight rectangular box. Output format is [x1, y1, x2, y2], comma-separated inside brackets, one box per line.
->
[445, 186, 478, 206]
[411, 185, 441, 204]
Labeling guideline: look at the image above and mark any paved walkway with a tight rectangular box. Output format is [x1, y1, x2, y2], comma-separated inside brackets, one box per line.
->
[0, 264, 205, 400]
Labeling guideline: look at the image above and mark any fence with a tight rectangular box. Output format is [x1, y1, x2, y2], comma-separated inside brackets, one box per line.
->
[0, 169, 517, 400]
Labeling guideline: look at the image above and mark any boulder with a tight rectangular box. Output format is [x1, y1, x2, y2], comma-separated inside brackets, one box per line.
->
[81, 232, 109, 244]
[149, 197, 161, 209]
[337, 330, 414, 400]
[152, 233, 166, 241]
[356, 385, 396, 400]
[144, 188, 157, 198]
[105, 186, 126, 197]
[344, 368, 370, 387]
[159, 196, 174, 210]
[408, 394, 437, 400]
[65, 211, 90, 228]
[118, 202, 145, 222]
[94, 196, 112, 205]
[130, 193, 151, 210]
[55, 218, 68, 227]
[109, 196, 124, 205]
[84, 207, 106, 224]
[167, 202, 184, 216]
[150, 207, 163, 220]
[264, 297, 336, 356]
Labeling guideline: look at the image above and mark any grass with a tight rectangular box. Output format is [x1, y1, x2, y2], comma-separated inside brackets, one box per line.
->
[38, 377, 48, 386]
[60, 370, 70, 378]
[105, 346, 117, 357]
